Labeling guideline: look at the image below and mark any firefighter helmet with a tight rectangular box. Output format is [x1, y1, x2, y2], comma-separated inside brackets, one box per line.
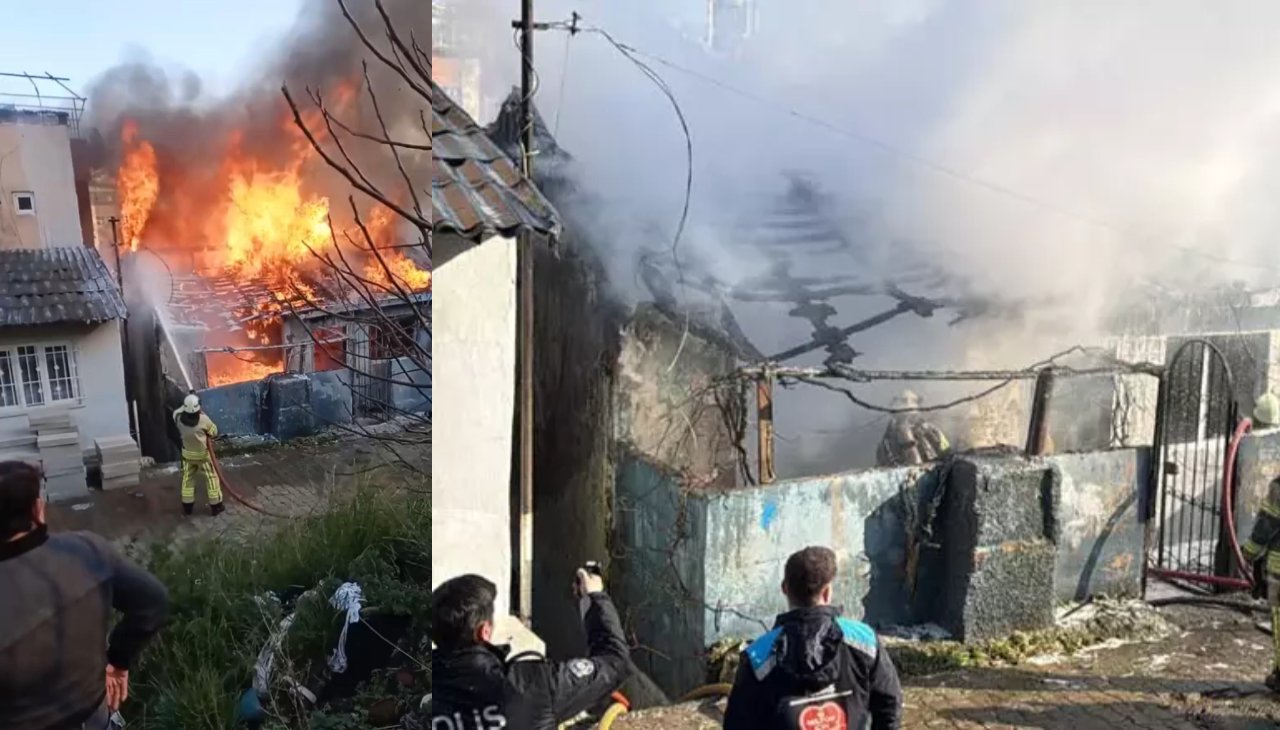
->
[1255, 392, 1280, 428]
[181, 393, 202, 414]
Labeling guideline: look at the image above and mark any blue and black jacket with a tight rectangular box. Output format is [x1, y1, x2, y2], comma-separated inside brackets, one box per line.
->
[724, 605, 902, 730]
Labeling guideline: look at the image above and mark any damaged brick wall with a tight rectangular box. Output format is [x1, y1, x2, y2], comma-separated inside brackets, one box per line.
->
[614, 304, 739, 486]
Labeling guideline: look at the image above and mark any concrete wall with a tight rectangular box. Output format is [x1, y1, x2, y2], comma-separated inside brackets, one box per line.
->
[432, 233, 517, 618]
[0, 120, 84, 249]
[198, 368, 358, 438]
[1046, 450, 1146, 602]
[613, 455, 710, 694]
[702, 465, 934, 639]
[613, 448, 1149, 695]
[200, 380, 264, 435]
[0, 321, 130, 452]
[390, 355, 432, 415]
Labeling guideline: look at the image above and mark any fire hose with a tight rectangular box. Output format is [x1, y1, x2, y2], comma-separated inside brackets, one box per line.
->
[205, 436, 288, 518]
[594, 684, 733, 730]
[1222, 417, 1256, 590]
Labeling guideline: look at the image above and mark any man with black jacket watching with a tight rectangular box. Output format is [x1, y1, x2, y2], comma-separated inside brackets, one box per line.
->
[431, 569, 633, 729]
[0, 461, 170, 730]
[725, 546, 903, 730]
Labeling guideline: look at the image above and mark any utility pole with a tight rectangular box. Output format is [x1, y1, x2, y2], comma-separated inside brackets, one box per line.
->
[107, 216, 136, 440]
[515, 0, 537, 626]
[107, 217, 124, 293]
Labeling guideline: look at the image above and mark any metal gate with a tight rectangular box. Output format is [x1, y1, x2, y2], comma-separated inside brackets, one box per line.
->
[1147, 339, 1249, 589]
[353, 359, 392, 419]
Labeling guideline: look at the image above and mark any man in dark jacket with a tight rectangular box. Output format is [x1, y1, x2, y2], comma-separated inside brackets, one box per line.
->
[0, 460, 170, 730]
[725, 546, 903, 730]
[431, 569, 632, 729]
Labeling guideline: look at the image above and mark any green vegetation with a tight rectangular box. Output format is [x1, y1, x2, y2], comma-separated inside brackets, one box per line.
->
[125, 482, 431, 730]
[706, 600, 1170, 683]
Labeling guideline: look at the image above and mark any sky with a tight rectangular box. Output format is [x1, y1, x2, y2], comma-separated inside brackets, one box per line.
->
[0, 0, 305, 101]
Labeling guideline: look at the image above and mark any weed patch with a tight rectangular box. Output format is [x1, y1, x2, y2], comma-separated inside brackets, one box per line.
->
[125, 484, 430, 730]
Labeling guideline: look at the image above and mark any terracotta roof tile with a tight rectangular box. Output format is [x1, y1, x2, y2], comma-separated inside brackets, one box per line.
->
[431, 78, 560, 242]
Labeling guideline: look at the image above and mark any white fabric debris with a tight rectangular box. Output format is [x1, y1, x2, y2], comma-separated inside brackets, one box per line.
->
[328, 582, 364, 673]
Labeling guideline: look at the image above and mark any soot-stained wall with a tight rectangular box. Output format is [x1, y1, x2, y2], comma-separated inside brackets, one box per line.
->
[529, 239, 625, 659]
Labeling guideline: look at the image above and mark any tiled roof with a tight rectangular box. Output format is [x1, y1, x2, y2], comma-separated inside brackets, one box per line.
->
[0, 246, 127, 327]
[431, 78, 561, 242]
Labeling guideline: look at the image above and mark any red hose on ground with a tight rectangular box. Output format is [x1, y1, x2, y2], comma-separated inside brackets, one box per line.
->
[205, 437, 288, 518]
[1222, 417, 1256, 588]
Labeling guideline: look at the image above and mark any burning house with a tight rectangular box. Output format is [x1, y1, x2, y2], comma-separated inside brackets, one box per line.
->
[81, 0, 435, 459]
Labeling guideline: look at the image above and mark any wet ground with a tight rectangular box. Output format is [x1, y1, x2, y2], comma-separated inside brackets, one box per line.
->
[615, 600, 1280, 729]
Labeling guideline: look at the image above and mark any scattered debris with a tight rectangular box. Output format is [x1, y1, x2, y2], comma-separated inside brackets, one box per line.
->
[881, 623, 952, 642]
[71, 503, 93, 511]
[1043, 678, 1086, 690]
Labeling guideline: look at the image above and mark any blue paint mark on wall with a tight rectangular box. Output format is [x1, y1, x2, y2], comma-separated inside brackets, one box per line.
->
[761, 499, 779, 531]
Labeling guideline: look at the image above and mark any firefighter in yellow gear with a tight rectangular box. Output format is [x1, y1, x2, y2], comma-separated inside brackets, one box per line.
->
[876, 390, 951, 467]
[1244, 392, 1280, 691]
[174, 393, 225, 517]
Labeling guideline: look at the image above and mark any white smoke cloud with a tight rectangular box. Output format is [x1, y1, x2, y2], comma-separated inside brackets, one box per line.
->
[448, 0, 1280, 474]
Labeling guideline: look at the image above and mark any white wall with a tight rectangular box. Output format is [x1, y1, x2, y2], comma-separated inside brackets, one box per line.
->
[0, 321, 131, 452]
[0, 120, 84, 250]
[432, 233, 517, 617]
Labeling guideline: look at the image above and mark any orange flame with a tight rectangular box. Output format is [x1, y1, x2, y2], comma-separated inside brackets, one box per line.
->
[223, 160, 334, 283]
[117, 121, 158, 252]
[113, 85, 432, 389]
[205, 354, 281, 388]
[365, 252, 432, 292]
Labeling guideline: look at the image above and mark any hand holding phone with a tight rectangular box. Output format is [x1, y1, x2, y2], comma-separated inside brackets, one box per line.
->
[574, 562, 605, 597]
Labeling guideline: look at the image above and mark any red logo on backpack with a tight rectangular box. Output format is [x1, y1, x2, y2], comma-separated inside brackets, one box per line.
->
[798, 701, 847, 730]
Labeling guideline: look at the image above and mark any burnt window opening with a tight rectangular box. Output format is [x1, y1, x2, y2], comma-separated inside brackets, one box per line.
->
[369, 316, 417, 361]
[313, 326, 347, 372]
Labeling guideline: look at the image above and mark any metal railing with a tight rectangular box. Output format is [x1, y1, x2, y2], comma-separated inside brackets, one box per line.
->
[0, 72, 86, 138]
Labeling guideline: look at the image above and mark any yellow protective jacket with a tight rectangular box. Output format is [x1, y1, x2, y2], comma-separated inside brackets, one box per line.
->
[173, 410, 218, 461]
[1243, 478, 1280, 576]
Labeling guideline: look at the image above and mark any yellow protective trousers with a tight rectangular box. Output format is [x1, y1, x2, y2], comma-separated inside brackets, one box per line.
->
[1266, 551, 1280, 672]
[180, 450, 223, 505]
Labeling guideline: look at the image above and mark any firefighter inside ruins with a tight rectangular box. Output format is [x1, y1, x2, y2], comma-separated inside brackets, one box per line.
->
[875, 390, 951, 468]
[724, 546, 903, 730]
[1244, 391, 1280, 692]
[430, 568, 632, 729]
[173, 393, 225, 517]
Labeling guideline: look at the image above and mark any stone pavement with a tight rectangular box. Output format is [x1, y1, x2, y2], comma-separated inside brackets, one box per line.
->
[617, 679, 1280, 729]
[47, 428, 429, 546]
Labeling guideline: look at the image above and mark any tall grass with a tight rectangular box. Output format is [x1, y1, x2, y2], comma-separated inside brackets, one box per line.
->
[126, 484, 431, 730]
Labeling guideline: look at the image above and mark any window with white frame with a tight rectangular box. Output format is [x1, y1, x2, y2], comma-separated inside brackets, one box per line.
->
[0, 343, 80, 409]
[12, 192, 35, 216]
